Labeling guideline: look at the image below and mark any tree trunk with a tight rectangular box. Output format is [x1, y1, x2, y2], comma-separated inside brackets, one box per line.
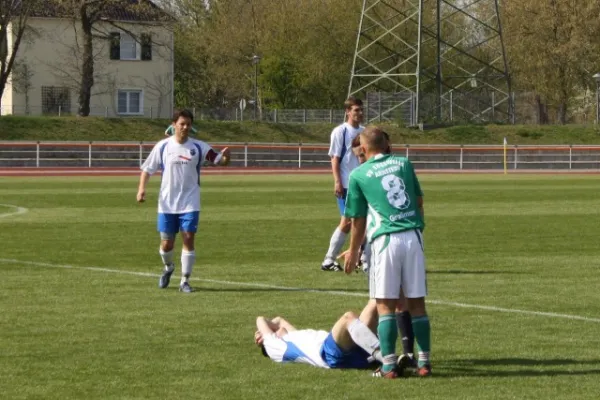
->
[535, 94, 548, 124]
[557, 102, 567, 124]
[78, 10, 94, 117]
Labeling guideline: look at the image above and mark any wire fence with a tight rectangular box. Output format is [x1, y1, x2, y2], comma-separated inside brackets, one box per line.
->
[0, 91, 597, 124]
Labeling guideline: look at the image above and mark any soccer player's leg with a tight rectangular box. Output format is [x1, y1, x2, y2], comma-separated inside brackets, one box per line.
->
[178, 211, 199, 293]
[322, 189, 349, 272]
[157, 213, 178, 289]
[321, 324, 372, 370]
[396, 291, 416, 367]
[328, 310, 381, 367]
[370, 233, 403, 378]
[402, 229, 432, 376]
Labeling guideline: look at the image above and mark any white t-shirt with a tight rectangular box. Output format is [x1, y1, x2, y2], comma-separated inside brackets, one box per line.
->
[262, 329, 329, 368]
[141, 137, 222, 214]
[328, 122, 364, 188]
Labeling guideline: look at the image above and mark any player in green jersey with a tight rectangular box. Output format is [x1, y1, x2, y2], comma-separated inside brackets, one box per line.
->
[343, 126, 431, 379]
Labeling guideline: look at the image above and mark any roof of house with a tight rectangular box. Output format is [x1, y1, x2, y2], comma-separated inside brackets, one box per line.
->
[28, 0, 174, 23]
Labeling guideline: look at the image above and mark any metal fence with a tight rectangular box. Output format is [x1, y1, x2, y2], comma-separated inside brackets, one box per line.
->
[1, 91, 597, 124]
[1, 141, 599, 170]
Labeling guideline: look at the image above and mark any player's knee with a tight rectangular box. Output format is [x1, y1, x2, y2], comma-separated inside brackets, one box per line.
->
[343, 311, 358, 322]
[161, 240, 175, 252]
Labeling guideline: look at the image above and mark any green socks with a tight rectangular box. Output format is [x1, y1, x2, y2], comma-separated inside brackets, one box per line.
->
[377, 314, 398, 373]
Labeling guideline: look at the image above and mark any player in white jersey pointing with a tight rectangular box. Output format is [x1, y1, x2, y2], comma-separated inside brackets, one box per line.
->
[137, 109, 231, 293]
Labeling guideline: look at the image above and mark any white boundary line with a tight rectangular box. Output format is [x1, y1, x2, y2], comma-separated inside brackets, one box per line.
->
[0, 204, 29, 219]
[3, 258, 600, 324]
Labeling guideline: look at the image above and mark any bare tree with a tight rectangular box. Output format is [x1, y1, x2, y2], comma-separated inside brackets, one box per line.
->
[11, 60, 35, 114]
[0, 0, 38, 110]
[143, 73, 171, 118]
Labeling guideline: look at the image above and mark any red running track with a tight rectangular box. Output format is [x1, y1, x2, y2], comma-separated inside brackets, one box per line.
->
[1, 167, 599, 177]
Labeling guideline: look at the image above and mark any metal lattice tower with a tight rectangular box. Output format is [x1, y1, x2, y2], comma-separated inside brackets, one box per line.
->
[348, 0, 513, 125]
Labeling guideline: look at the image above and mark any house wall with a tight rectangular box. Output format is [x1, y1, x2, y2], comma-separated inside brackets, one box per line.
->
[1, 22, 14, 115]
[7, 17, 173, 118]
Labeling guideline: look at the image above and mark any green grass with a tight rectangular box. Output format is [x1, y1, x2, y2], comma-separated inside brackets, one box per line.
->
[1, 115, 600, 144]
[1, 174, 600, 399]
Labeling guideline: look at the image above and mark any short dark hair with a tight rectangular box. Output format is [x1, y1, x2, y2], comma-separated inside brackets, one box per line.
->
[172, 109, 194, 123]
[344, 96, 363, 110]
[361, 126, 390, 153]
[351, 135, 361, 148]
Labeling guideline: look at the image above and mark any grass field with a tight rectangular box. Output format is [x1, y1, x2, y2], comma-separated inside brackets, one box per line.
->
[1, 174, 600, 399]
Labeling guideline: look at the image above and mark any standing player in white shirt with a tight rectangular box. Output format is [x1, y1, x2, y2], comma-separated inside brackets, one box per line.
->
[321, 97, 366, 272]
[137, 109, 231, 293]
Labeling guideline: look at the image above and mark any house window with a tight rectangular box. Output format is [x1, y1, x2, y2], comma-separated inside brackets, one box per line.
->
[120, 33, 139, 60]
[110, 32, 152, 61]
[117, 90, 143, 115]
[42, 86, 71, 115]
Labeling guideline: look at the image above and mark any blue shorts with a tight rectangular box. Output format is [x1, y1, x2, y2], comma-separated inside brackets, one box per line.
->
[320, 333, 371, 369]
[336, 189, 348, 216]
[157, 212, 199, 235]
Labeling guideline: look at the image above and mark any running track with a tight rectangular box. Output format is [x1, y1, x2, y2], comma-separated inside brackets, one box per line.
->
[1, 167, 600, 177]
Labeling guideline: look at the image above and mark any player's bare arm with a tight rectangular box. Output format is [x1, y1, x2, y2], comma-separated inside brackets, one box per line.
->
[417, 196, 424, 220]
[331, 156, 344, 197]
[344, 217, 366, 274]
[137, 171, 151, 202]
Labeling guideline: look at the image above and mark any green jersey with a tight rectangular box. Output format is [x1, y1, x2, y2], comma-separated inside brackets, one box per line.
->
[344, 154, 424, 242]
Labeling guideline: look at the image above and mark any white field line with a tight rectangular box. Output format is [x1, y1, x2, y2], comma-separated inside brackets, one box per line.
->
[2, 258, 600, 324]
[0, 204, 29, 219]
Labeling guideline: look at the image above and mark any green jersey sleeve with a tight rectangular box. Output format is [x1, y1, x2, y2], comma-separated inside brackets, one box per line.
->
[344, 172, 368, 218]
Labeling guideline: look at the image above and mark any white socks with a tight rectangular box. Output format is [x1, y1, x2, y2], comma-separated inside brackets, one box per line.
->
[160, 248, 174, 270]
[181, 250, 195, 284]
[324, 227, 347, 263]
[348, 319, 383, 363]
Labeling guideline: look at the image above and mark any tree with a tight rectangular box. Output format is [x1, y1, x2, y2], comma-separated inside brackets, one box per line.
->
[0, 0, 38, 111]
[11, 60, 34, 114]
[503, 0, 600, 123]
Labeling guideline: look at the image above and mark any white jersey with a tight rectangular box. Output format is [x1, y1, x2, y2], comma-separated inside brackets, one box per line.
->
[328, 122, 364, 188]
[262, 329, 329, 368]
[141, 137, 222, 214]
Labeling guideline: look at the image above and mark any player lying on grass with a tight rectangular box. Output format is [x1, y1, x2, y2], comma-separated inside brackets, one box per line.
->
[254, 300, 416, 375]
[255, 299, 380, 369]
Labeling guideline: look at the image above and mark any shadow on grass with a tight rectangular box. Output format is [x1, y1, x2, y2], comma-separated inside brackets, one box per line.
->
[194, 286, 369, 294]
[436, 358, 600, 377]
[428, 269, 527, 275]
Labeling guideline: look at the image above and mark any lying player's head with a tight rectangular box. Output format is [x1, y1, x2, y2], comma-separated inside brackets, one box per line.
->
[360, 126, 392, 158]
[344, 96, 364, 125]
[172, 109, 194, 137]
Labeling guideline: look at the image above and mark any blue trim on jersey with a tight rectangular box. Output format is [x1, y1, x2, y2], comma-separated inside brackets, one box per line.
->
[282, 340, 307, 363]
[158, 141, 168, 182]
[194, 143, 203, 186]
[157, 212, 200, 234]
[336, 188, 348, 216]
[320, 333, 371, 369]
[159, 141, 168, 172]
[338, 126, 347, 162]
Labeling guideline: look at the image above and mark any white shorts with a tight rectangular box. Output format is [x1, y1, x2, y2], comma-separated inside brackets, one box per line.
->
[369, 229, 427, 299]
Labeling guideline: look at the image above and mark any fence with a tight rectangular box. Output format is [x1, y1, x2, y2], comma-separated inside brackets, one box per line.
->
[1, 91, 597, 125]
[1, 142, 599, 170]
